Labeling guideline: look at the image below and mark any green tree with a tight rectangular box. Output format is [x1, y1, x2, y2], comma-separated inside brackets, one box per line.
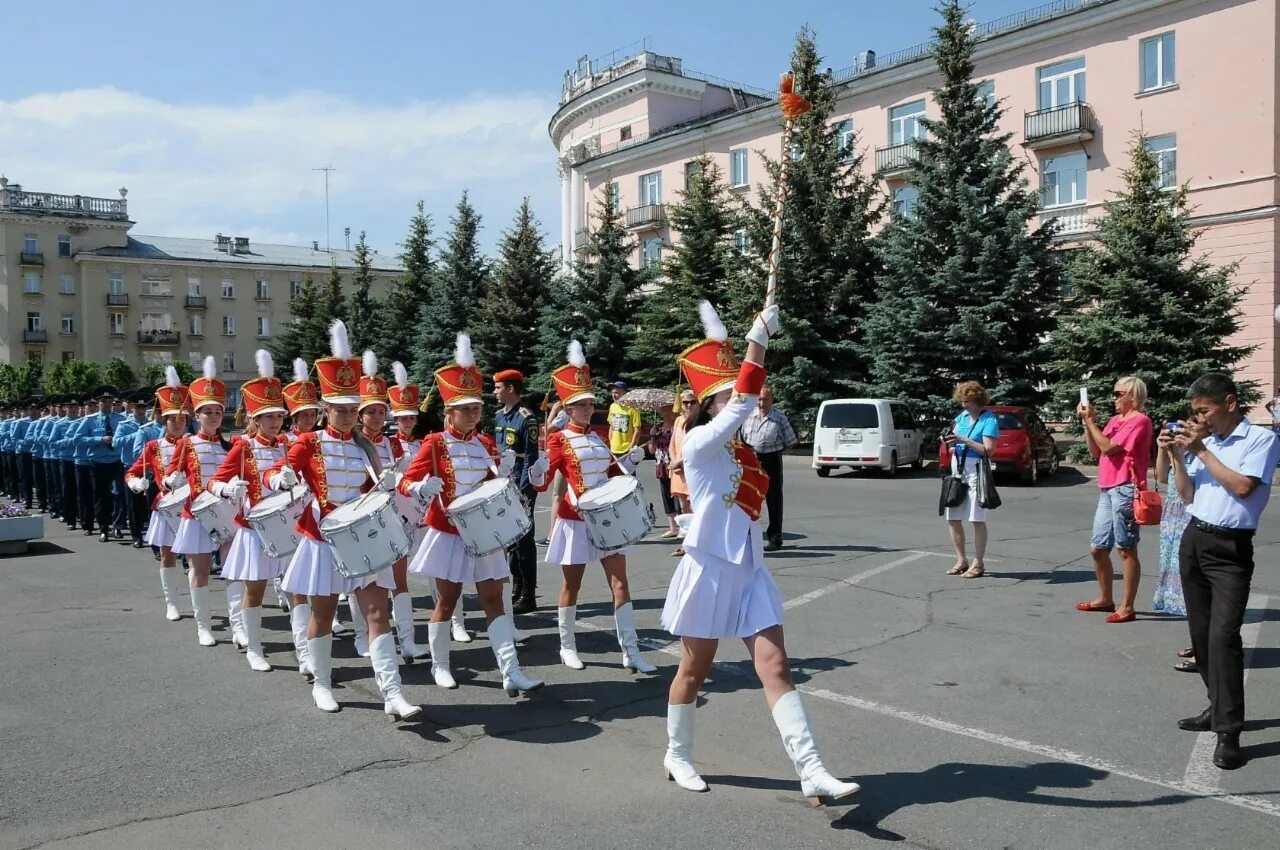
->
[269, 275, 322, 366]
[377, 200, 436, 371]
[45, 359, 101, 396]
[863, 1, 1060, 428]
[102, 357, 137, 392]
[413, 192, 488, 380]
[1046, 131, 1257, 431]
[473, 198, 557, 375]
[139, 360, 195, 390]
[0, 361, 43, 402]
[314, 261, 349, 361]
[345, 231, 379, 354]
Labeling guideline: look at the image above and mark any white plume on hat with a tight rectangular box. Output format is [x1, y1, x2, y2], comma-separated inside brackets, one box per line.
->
[292, 358, 308, 384]
[362, 349, 378, 378]
[164, 365, 181, 388]
[567, 339, 586, 369]
[697, 301, 728, 343]
[455, 333, 474, 369]
[329, 320, 351, 359]
[202, 355, 217, 380]
[392, 361, 409, 388]
[255, 349, 274, 380]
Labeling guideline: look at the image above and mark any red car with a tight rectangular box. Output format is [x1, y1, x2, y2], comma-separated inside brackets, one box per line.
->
[938, 405, 1060, 484]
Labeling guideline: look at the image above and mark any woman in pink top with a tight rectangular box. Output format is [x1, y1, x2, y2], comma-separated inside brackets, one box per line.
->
[1076, 376, 1153, 623]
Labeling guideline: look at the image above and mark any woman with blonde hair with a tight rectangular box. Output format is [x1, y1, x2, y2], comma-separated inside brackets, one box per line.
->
[942, 381, 999, 578]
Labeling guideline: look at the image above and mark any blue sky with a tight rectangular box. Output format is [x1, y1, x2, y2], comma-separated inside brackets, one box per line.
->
[1, 0, 1038, 257]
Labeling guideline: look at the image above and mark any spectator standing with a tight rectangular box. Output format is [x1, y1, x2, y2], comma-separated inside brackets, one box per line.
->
[1263, 384, 1280, 434]
[742, 386, 798, 552]
[607, 380, 641, 460]
[1165, 372, 1280, 770]
[1154, 412, 1195, 671]
[1076, 376, 1153, 624]
[668, 390, 698, 557]
[942, 381, 999, 578]
[647, 406, 679, 538]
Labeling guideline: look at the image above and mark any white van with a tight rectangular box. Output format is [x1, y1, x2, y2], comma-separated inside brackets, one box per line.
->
[811, 398, 923, 477]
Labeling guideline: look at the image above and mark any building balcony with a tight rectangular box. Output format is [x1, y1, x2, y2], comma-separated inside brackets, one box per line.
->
[185, 295, 207, 309]
[625, 204, 665, 230]
[137, 329, 180, 346]
[20, 252, 43, 267]
[106, 293, 129, 307]
[1024, 102, 1095, 149]
[1040, 204, 1094, 237]
[254, 296, 271, 303]
[0, 179, 129, 221]
[874, 141, 918, 177]
[22, 329, 48, 344]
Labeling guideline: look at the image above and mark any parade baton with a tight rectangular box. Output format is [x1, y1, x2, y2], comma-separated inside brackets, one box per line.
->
[764, 72, 813, 308]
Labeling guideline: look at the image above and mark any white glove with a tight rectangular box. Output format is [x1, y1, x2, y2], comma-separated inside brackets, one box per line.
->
[224, 477, 249, 503]
[273, 466, 299, 490]
[412, 476, 444, 502]
[496, 450, 516, 478]
[746, 303, 781, 348]
[127, 477, 149, 494]
[527, 455, 550, 486]
[163, 471, 184, 489]
[377, 468, 399, 492]
[627, 446, 646, 465]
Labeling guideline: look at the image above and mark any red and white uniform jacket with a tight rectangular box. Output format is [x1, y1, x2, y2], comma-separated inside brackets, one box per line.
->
[364, 429, 405, 472]
[390, 432, 421, 463]
[264, 426, 373, 542]
[533, 422, 625, 522]
[208, 433, 288, 529]
[164, 432, 230, 519]
[125, 433, 183, 510]
[397, 427, 499, 535]
[285, 428, 311, 443]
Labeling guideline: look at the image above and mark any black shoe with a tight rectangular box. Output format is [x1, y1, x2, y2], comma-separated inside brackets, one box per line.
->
[513, 594, 538, 615]
[1213, 732, 1245, 770]
[99, 532, 110, 543]
[114, 528, 124, 539]
[152, 548, 162, 562]
[132, 539, 144, 549]
[763, 539, 782, 552]
[1178, 706, 1212, 732]
[83, 529, 96, 536]
[67, 522, 77, 531]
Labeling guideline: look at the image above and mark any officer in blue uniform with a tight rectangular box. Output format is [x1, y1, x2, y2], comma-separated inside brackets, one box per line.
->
[71, 386, 122, 542]
[13, 397, 38, 509]
[31, 398, 55, 514]
[37, 396, 64, 519]
[492, 369, 540, 613]
[115, 390, 153, 547]
[50, 396, 82, 529]
[0, 404, 14, 498]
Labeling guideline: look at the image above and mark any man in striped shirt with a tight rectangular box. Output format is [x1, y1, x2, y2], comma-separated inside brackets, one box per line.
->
[741, 386, 798, 552]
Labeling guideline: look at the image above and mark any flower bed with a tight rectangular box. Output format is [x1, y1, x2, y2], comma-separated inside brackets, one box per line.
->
[0, 505, 43, 555]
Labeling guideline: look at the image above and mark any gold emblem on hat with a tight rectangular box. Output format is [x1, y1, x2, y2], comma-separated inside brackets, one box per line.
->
[459, 371, 478, 390]
[335, 364, 356, 386]
[716, 345, 734, 368]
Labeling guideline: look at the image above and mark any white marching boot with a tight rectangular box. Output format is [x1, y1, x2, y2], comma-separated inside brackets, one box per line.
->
[291, 602, 314, 680]
[242, 606, 272, 672]
[505, 582, 529, 643]
[614, 602, 657, 674]
[308, 633, 340, 712]
[158, 566, 182, 621]
[332, 594, 347, 636]
[664, 702, 708, 792]
[273, 577, 290, 612]
[348, 595, 370, 657]
[489, 615, 543, 697]
[189, 583, 216, 646]
[226, 580, 247, 649]
[558, 606, 585, 670]
[371, 633, 422, 721]
[392, 592, 428, 662]
[771, 690, 861, 806]
[451, 598, 472, 642]
[427, 621, 458, 689]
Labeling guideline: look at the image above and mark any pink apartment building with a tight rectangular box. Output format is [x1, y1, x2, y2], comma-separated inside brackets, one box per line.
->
[549, 0, 1280, 400]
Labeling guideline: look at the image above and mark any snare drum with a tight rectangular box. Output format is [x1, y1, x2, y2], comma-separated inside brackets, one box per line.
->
[394, 489, 429, 535]
[191, 491, 239, 546]
[156, 484, 191, 534]
[246, 487, 310, 558]
[446, 478, 530, 557]
[576, 476, 654, 552]
[319, 491, 412, 580]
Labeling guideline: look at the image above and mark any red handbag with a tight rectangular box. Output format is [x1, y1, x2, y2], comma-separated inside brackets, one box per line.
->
[1128, 457, 1163, 526]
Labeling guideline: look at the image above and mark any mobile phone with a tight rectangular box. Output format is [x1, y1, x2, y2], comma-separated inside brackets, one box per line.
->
[1079, 388, 1089, 406]
[1164, 421, 1179, 432]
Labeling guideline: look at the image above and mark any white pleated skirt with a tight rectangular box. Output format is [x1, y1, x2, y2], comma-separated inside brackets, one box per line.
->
[661, 525, 784, 639]
[143, 512, 174, 548]
[221, 526, 288, 582]
[281, 536, 394, 597]
[171, 516, 217, 555]
[545, 518, 631, 566]
[408, 527, 508, 584]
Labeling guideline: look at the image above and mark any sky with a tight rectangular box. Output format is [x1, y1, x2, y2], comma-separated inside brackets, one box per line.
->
[1, 0, 1040, 257]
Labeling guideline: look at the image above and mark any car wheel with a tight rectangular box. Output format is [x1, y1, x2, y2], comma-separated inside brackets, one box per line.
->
[911, 453, 924, 471]
[1048, 452, 1060, 475]
[886, 452, 899, 477]
[816, 467, 831, 478]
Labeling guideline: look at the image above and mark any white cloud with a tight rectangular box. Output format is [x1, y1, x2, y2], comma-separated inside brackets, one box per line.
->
[0, 86, 561, 252]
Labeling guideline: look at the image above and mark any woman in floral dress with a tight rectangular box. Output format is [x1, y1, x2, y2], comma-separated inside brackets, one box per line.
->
[1153, 420, 1194, 672]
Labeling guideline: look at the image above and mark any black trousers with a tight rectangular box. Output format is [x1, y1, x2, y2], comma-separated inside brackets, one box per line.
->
[44, 458, 60, 515]
[1, 452, 11, 495]
[62, 461, 79, 525]
[508, 488, 538, 595]
[758, 450, 785, 543]
[1179, 523, 1255, 733]
[18, 453, 33, 507]
[93, 462, 121, 535]
[126, 473, 148, 542]
[76, 465, 96, 531]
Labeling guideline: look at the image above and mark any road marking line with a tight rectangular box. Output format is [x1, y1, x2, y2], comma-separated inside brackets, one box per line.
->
[782, 552, 931, 610]
[1182, 593, 1269, 790]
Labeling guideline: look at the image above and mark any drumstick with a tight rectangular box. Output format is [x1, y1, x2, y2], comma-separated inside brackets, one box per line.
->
[766, 73, 813, 309]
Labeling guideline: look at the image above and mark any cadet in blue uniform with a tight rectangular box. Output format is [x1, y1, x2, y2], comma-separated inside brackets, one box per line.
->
[493, 369, 541, 615]
[31, 399, 54, 514]
[37, 397, 64, 518]
[51, 397, 82, 529]
[115, 391, 153, 547]
[72, 386, 122, 542]
[0, 405, 11, 498]
[13, 398, 38, 509]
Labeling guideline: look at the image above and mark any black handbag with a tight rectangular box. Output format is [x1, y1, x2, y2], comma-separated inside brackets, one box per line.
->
[976, 455, 1002, 510]
[938, 419, 981, 516]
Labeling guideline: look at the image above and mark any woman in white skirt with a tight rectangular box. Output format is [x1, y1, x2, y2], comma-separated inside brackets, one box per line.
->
[659, 300, 860, 806]
[941, 381, 999, 579]
[398, 332, 542, 696]
[266, 321, 421, 720]
[162, 357, 232, 648]
[207, 349, 290, 673]
[527, 341, 655, 675]
[125, 367, 191, 622]
[278, 358, 323, 654]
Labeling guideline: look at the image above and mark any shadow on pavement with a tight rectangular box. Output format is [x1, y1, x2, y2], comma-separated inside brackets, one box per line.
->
[3, 540, 75, 558]
[986, 568, 1096, 584]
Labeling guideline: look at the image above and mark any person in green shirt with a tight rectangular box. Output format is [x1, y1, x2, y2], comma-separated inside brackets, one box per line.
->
[606, 380, 641, 458]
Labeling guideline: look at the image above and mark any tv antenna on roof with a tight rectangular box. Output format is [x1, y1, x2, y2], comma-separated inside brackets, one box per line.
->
[312, 164, 336, 252]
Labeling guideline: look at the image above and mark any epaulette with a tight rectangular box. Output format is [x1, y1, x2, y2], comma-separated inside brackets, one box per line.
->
[519, 407, 534, 419]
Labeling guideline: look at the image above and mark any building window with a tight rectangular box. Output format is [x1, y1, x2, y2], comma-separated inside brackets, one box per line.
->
[1140, 33, 1175, 91]
[257, 316, 270, 337]
[61, 351, 74, 364]
[26, 312, 42, 332]
[60, 314, 75, 335]
[640, 237, 663, 270]
[639, 171, 662, 206]
[109, 313, 125, 335]
[221, 279, 235, 299]
[223, 352, 236, 372]
[222, 315, 236, 336]
[59, 274, 75, 295]
[731, 229, 749, 254]
[976, 80, 995, 106]
[1041, 151, 1088, 207]
[108, 272, 124, 296]
[189, 314, 204, 336]
[730, 148, 749, 188]
[139, 277, 171, 297]
[1037, 57, 1086, 109]
[188, 276, 203, 297]
[23, 234, 37, 254]
[24, 273, 41, 294]
[57, 235, 71, 257]
[187, 351, 203, 369]
[140, 312, 171, 332]
[684, 160, 701, 188]
[835, 119, 854, 161]
[892, 185, 919, 219]
[1145, 133, 1177, 188]
[889, 100, 926, 145]
[619, 125, 632, 142]
[290, 279, 303, 299]
[255, 279, 270, 300]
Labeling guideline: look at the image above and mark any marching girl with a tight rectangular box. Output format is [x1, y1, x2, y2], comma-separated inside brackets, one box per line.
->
[265, 321, 421, 720]
[659, 301, 859, 805]
[527, 341, 655, 675]
[162, 357, 233, 648]
[125, 367, 191, 623]
[397, 333, 542, 696]
[278, 359, 322, 672]
[206, 350, 290, 673]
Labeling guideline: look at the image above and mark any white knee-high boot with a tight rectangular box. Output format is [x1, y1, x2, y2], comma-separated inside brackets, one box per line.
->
[273, 577, 290, 612]
[614, 601, 656, 674]
[392, 592, 427, 661]
[427, 621, 457, 689]
[504, 582, 528, 643]
[225, 580, 247, 648]
[189, 580, 215, 647]
[558, 605, 584, 670]
[771, 690, 861, 805]
[370, 633, 422, 721]
[348, 594, 370, 657]
[290, 602, 313, 680]
[309, 633, 339, 712]
[242, 606, 272, 672]
[664, 702, 708, 792]
[489, 615, 542, 697]
[158, 567, 182, 621]
[451, 595, 472, 642]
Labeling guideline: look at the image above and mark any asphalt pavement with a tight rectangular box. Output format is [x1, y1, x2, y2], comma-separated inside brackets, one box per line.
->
[2, 458, 1278, 850]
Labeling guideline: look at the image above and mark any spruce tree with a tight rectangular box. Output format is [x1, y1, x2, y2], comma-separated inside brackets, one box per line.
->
[735, 26, 883, 428]
[473, 198, 556, 375]
[1046, 132, 1257, 428]
[863, 0, 1060, 427]
[269, 275, 320, 365]
[345, 232, 379, 353]
[412, 192, 488, 381]
[315, 261, 348, 359]
[139, 360, 195, 390]
[377, 201, 435, 370]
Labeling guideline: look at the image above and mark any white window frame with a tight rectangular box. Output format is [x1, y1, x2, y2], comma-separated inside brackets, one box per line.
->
[892, 185, 919, 219]
[255, 279, 269, 300]
[1037, 57, 1086, 109]
[189, 314, 204, 336]
[289, 279, 303, 299]
[24, 272, 41, 294]
[1145, 133, 1177, 189]
[223, 352, 236, 372]
[23, 234, 37, 254]
[1139, 33, 1176, 92]
[835, 119, 854, 161]
[640, 237, 663, 270]
[976, 80, 995, 106]
[57, 235, 71, 257]
[684, 160, 701, 187]
[108, 272, 125, 296]
[638, 172, 662, 206]
[140, 312, 171, 332]
[109, 313, 125, 335]
[731, 228, 749, 254]
[729, 148, 749, 188]
[60, 314, 75, 335]
[222, 315, 236, 336]
[257, 316, 270, 337]
[187, 276, 203, 297]
[1041, 152, 1088, 208]
[59, 274, 75, 295]
[139, 277, 171, 297]
[221, 279, 235, 299]
[26, 312, 42, 332]
[187, 351, 204, 369]
[889, 100, 926, 145]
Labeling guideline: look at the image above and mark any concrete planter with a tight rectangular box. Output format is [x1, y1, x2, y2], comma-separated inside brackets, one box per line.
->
[0, 515, 44, 555]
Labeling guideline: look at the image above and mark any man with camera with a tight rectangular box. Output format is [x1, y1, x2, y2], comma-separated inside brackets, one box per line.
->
[1161, 372, 1280, 770]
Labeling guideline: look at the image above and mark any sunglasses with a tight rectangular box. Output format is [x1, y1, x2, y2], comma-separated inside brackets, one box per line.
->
[681, 401, 697, 406]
